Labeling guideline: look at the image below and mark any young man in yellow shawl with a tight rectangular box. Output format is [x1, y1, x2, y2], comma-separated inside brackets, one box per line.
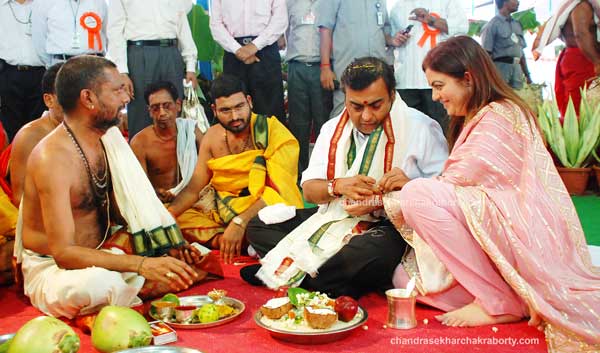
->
[167, 74, 304, 264]
[244, 57, 449, 298]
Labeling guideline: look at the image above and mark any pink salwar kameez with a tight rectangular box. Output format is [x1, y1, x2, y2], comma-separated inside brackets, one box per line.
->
[384, 101, 600, 352]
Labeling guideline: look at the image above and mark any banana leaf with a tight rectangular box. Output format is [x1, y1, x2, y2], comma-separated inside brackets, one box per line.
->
[468, 20, 488, 37]
[537, 103, 552, 146]
[512, 8, 540, 32]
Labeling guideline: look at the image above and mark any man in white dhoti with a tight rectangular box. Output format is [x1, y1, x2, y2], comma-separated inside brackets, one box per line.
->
[17, 56, 202, 320]
[243, 57, 448, 298]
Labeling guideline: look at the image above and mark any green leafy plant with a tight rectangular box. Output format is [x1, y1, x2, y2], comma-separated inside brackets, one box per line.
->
[512, 8, 540, 32]
[537, 93, 600, 168]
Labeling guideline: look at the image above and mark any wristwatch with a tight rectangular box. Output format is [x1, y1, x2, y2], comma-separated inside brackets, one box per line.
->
[232, 216, 245, 227]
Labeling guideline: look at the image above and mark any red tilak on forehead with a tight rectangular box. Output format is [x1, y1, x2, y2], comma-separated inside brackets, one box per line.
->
[363, 100, 369, 105]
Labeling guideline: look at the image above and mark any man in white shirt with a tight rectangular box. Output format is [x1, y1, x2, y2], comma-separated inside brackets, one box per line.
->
[389, 0, 468, 132]
[243, 57, 448, 298]
[209, 0, 287, 121]
[0, 0, 46, 141]
[31, 0, 108, 66]
[107, 0, 198, 139]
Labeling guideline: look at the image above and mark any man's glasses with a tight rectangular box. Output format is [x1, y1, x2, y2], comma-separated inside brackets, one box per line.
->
[149, 101, 175, 114]
[217, 101, 248, 116]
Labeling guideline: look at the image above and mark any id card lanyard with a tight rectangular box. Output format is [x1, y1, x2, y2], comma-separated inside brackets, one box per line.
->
[69, 0, 81, 49]
[375, 2, 384, 26]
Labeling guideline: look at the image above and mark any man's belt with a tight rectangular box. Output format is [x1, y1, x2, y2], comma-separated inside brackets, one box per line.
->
[235, 36, 257, 46]
[5, 63, 45, 71]
[127, 39, 178, 47]
[494, 56, 520, 64]
[53, 53, 105, 61]
[289, 60, 321, 67]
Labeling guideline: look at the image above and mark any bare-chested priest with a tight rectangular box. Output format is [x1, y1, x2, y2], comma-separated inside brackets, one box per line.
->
[17, 56, 200, 319]
[167, 74, 304, 264]
[130, 81, 202, 202]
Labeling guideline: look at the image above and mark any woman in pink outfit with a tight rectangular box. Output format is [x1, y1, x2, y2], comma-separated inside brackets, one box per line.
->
[383, 36, 600, 351]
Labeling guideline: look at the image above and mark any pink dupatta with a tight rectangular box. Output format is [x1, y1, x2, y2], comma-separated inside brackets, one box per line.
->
[442, 101, 600, 351]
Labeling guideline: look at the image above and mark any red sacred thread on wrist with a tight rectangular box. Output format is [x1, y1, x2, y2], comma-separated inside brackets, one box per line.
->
[331, 178, 341, 197]
[320, 63, 331, 68]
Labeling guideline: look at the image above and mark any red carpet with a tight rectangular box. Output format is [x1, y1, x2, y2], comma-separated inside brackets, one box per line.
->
[0, 256, 547, 353]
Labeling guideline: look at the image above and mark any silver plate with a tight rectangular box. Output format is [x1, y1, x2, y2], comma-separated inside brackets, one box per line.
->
[254, 306, 368, 344]
[149, 295, 244, 329]
[0, 333, 14, 345]
[117, 347, 203, 353]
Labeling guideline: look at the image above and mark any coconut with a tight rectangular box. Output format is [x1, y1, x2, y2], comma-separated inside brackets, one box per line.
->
[91, 306, 152, 353]
[7, 316, 80, 353]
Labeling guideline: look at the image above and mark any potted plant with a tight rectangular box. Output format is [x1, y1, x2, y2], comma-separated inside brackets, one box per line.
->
[537, 95, 600, 195]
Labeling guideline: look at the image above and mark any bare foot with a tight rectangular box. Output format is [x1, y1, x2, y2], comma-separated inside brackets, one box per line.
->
[435, 302, 522, 327]
[528, 306, 544, 331]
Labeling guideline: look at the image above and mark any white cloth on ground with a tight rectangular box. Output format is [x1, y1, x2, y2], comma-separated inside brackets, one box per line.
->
[169, 118, 198, 196]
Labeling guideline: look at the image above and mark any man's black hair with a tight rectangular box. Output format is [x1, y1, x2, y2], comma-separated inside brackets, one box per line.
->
[55, 55, 116, 113]
[144, 80, 179, 105]
[210, 74, 249, 102]
[340, 57, 396, 95]
[42, 62, 63, 95]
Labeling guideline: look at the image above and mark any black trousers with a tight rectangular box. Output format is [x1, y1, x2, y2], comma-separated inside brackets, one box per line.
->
[247, 208, 407, 298]
[223, 42, 285, 121]
[398, 88, 448, 133]
[287, 61, 332, 175]
[126, 45, 185, 139]
[0, 63, 45, 141]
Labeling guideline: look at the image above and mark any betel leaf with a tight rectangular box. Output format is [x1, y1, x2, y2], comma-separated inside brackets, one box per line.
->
[288, 287, 309, 307]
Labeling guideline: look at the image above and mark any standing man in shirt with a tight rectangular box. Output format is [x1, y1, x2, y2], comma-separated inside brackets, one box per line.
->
[0, 0, 45, 141]
[209, 0, 287, 122]
[389, 0, 467, 132]
[31, 0, 108, 66]
[481, 0, 532, 89]
[285, 0, 332, 176]
[317, 0, 402, 117]
[108, 0, 198, 139]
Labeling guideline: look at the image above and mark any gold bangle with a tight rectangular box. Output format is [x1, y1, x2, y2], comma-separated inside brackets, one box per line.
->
[136, 257, 146, 274]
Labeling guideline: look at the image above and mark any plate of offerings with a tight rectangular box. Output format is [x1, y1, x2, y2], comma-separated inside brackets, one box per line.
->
[149, 290, 244, 329]
[254, 288, 368, 344]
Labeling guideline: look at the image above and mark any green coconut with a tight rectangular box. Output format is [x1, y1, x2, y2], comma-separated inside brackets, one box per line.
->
[91, 306, 152, 353]
[7, 316, 80, 353]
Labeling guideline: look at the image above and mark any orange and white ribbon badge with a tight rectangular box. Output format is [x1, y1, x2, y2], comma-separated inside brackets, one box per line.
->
[417, 12, 440, 48]
[80, 12, 103, 51]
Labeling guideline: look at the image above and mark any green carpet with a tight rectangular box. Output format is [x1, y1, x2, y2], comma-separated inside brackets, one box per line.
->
[572, 195, 600, 246]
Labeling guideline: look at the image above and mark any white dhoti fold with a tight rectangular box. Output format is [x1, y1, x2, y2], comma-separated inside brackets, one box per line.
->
[21, 248, 144, 319]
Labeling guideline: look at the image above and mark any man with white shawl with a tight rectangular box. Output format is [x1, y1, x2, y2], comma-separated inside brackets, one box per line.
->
[130, 81, 208, 242]
[16, 56, 203, 321]
[532, 0, 600, 116]
[244, 57, 448, 297]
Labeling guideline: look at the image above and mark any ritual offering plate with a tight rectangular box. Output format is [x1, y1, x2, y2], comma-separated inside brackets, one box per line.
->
[254, 289, 368, 344]
[149, 290, 244, 329]
[116, 347, 203, 353]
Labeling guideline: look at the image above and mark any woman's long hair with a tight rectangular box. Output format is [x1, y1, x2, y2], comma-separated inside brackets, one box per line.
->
[422, 36, 536, 150]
